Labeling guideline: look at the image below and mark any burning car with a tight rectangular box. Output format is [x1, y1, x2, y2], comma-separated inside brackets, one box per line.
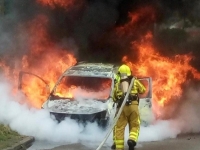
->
[18, 62, 153, 127]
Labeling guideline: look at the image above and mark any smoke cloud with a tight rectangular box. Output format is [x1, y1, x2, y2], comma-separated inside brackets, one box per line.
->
[1, 0, 200, 64]
[0, 77, 108, 145]
[0, 76, 200, 149]
[171, 86, 200, 134]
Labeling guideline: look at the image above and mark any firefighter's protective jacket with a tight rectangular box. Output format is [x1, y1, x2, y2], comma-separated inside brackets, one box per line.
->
[113, 76, 146, 103]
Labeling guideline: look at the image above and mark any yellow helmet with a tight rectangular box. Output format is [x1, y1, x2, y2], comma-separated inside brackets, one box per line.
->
[118, 64, 131, 76]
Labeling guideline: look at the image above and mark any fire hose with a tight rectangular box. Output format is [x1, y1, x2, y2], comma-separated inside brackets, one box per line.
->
[95, 77, 135, 150]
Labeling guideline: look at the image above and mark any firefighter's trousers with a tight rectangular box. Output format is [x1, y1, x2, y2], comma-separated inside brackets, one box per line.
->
[114, 101, 140, 150]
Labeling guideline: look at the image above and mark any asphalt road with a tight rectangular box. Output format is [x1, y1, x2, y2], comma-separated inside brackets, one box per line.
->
[28, 133, 200, 150]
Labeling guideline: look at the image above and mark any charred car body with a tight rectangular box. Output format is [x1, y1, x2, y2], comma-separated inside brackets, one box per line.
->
[19, 62, 153, 128]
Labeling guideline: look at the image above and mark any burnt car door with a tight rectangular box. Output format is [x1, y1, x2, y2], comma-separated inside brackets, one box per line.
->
[18, 71, 50, 108]
[137, 77, 153, 126]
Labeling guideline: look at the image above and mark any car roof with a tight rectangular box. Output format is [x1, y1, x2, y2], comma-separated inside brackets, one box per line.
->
[63, 62, 118, 78]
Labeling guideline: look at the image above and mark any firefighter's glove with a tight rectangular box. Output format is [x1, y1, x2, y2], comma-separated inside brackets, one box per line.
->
[118, 92, 126, 103]
[116, 95, 122, 101]
[117, 98, 123, 108]
[117, 95, 124, 108]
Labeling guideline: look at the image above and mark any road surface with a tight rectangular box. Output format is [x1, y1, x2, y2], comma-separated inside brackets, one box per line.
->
[28, 133, 200, 150]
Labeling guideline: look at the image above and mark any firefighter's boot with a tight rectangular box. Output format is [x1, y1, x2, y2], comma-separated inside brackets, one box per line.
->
[111, 143, 116, 149]
[127, 139, 136, 150]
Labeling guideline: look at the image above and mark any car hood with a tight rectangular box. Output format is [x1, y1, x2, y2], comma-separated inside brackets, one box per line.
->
[43, 99, 109, 114]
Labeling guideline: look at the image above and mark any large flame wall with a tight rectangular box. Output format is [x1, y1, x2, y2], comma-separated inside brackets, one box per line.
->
[0, 0, 200, 119]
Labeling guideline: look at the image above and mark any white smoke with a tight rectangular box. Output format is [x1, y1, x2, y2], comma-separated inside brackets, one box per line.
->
[170, 86, 200, 134]
[0, 76, 107, 144]
[138, 85, 200, 143]
[1, 75, 200, 149]
[138, 120, 180, 142]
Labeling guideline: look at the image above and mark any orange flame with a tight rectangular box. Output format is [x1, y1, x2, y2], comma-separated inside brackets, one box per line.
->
[122, 32, 200, 119]
[116, 6, 156, 37]
[55, 77, 112, 100]
[0, 15, 77, 108]
[37, 0, 78, 9]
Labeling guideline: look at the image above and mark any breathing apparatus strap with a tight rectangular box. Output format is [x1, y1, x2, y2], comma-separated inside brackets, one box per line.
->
[120, 78, 129, 83]
[117, 94, 138, 107]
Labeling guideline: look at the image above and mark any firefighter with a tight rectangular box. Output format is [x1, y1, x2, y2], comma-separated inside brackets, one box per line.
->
[112, 64, 146, 150]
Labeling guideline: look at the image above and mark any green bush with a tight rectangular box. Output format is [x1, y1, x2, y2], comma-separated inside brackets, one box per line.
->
[0, 124, 20, 141]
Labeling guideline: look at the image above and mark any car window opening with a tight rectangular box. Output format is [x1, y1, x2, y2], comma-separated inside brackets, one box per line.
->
[53, 76, 112, 100]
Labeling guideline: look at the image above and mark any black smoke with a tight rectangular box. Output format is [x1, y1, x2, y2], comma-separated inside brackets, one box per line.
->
[153, 0, 200, 71]
[1, 0, 200, 68]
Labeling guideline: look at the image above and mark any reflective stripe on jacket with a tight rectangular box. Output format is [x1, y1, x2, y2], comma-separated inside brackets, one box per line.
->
[113, 77, 146, 102]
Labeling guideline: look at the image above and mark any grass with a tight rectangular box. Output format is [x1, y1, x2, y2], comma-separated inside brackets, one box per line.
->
[0, 124, 25, 149]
